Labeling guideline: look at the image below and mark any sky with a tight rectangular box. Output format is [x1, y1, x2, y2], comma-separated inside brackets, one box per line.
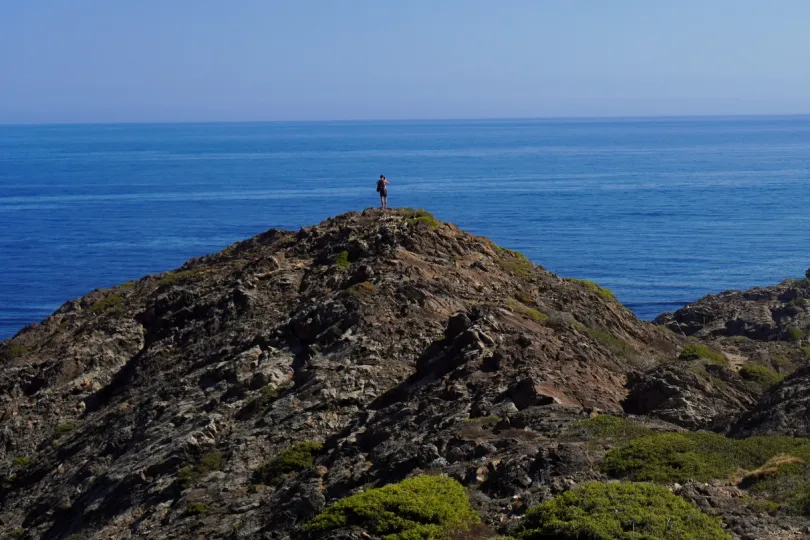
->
[1, 1, 810, 124]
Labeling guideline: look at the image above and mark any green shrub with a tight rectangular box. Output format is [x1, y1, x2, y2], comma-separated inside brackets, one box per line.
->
[585, 327, 638, 362]
[306, 475, 480, 539]
[738, 449, 810, 515]
[789, 297, 808, 309]
[506, 298, 548, 322]
[335, 251, 351, 268]
[251, 384, 279, 411]
[186, 502, 208, 515]
[678, 344, 726, 365]
[9, 528, 25, 538]
[514, 482, 730, 540]
[411, 216, 441, 229]
[603, 431, 810, 485]
[347, 282, 376, 298]
[739, 363, 785, 389]
[55, 423, 75, 434]
[13, 457, 32, 467]
[771, 355, 794, 372]
[256, 441, 322, 484]
[567, 415, 653, 444]
[786, 327, 806, 342]
[567, 278, 617, 302]
[464, 416, 501, 425]
[178, 450, 225, 488]
[5, 344, 30, 359]
[89, 293, 124, 314]
[802, 345, 810, 360]
[404, 209, 441, 230]
[494, 248, 534, 280]
[742, 495, 779, 514]
[157, 269, 204, 287]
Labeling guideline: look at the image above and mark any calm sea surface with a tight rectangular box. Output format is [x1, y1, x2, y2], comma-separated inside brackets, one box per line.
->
[2, 117, 810, 340]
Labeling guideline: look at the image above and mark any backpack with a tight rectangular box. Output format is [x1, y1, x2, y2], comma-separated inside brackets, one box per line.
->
[376, 179, 384, 193]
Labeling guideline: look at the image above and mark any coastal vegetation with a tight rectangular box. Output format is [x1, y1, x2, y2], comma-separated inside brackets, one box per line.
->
[514, 482, 729, 540]
[678, 344, 727, 365]
[255, 441, 323, 484]
[306, 475, 480, 539]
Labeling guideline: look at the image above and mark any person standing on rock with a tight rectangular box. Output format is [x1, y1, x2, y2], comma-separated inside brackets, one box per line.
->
[376, 175, 389, 209]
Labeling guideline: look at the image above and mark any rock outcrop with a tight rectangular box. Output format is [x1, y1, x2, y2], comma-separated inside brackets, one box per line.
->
[624, 362, 758, 430]
[733, 366, 810, 437]
[655, 278, 810, 342]
[1, 208, 809, 540]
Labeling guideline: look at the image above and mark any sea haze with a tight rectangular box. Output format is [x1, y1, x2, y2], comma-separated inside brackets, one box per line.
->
[1, 116, 810, 340]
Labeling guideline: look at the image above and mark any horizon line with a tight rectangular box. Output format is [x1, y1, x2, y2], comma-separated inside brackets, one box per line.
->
[3, 112, 810, 128]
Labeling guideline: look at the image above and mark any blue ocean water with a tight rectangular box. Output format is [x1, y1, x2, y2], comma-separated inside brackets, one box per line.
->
[2, 117, 810, 340]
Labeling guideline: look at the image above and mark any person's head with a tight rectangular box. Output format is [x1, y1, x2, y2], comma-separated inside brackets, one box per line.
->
[380, 175, 384, 179]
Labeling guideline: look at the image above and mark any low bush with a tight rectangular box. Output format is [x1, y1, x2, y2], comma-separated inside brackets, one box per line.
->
[566, 415, 653, 444]
[739, 363, 785, 389]
[403, 209, 441, 230]
[786, 327, 806, 342]
[495, 247, 534, 280]
[464, 416, 501, 425]
[256, 441, 322, 484]
[771, 354, 794, 372]
[567, 278, 617, 302]
[738, 445, 810, 514]
[157, 268, 204, 287]
[305, 475, 480, 539]
[602, 431, 810, 494]
[55, 423, 75, 435]
[585, 327, 638, 362]
[678, 344, 727, 365]
[513, 482, 730, 539]
[335, 251, 350, 268]
[4, 344, 30, 359]
[178, 450, 225, 488]
[245, 384, 279, 414]
[186, 502, 208, 515]
[347, 282, 376, 298]
[89, 293, 124, 314]
[506, 298, 548, 322]
[13, 457, 32, 467]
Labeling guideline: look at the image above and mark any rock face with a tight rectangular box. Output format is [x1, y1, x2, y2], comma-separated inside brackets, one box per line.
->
[624, 363, 759, 430]
[655, 278, 810, 341]
[0, 209, 680, 539]
[733, 366, 810, 437]
[0, 208, 808, 540]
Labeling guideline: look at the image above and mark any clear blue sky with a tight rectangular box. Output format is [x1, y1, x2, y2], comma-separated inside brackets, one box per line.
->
[2, 0, 809, 124]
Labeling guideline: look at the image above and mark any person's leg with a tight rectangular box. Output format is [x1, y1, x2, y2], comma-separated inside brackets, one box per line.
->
[383, 195, 387, 209]
[379, 194, 384, 208]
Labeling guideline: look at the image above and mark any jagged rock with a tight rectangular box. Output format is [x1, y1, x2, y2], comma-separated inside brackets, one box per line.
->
[655, 279, 810, 341]
[733, 366, 810, 437]
[624, 363, 759, 430]
[509, 378, 578, 410]
[0, 208, 794, 539]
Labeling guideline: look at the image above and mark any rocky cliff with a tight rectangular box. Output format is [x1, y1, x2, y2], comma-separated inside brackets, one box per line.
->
[1, 209, 809, 540]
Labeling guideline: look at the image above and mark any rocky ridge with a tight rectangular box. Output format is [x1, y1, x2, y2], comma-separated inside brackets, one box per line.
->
[0, 208, 809, 539]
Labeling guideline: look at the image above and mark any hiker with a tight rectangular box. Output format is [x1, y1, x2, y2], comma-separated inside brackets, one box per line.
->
[376, 175, 390, 209]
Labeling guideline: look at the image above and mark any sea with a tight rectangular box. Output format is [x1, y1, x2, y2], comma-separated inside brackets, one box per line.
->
[2, 116, 810, 341]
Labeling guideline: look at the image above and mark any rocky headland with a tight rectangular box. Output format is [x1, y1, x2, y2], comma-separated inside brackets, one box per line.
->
[1, 208, 810, 539]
